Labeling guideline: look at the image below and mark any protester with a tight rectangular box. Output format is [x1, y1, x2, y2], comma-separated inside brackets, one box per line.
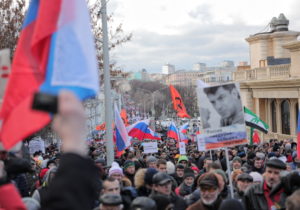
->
[244, 158, 287, 210]
[150, 172, 187, 210]
[187, 172, 224, 210]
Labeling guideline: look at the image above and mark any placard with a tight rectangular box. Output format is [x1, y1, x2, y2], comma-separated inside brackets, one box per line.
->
[197, 134, 206, 151]
[179, 142, 186, 154]
[29, 137, 45, 154]
[143, 142, 158, 154]
[197, 82, 247, 149]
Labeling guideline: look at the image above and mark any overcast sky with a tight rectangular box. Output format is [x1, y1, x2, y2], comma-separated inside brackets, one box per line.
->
[107, 0, 300, 73]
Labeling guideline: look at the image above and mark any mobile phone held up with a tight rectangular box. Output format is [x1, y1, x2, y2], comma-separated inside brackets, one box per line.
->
[32, 92, 58, 114]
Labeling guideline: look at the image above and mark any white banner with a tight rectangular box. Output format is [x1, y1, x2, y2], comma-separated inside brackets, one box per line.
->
[29, 137, 45, 154]
[143, 142, 158, 154]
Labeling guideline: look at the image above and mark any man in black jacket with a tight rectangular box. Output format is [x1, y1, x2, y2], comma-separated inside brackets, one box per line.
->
[150, 172, 187, 210]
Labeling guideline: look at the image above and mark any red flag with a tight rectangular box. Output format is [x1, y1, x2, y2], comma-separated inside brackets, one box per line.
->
[96, 123, 106, 131]
[120, 109, 129, 126]
[169, 85, 190, 118]
[252, 130, 261, 144]
[95, 123, 115, 131]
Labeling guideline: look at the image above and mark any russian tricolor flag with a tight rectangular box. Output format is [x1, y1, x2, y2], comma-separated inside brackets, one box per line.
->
[115, 107, 130, 152]
[0, 0, 98, 149]
[127, 119, 159, 140]
[167, 122, 180, 141]
[297, 110, 300, 158]
[179, 122, 189, 134]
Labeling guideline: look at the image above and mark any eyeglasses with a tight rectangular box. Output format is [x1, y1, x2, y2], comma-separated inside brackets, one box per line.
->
[200, 186, 218, 193]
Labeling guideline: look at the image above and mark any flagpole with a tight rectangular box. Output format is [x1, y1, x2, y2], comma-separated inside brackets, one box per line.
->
[225, 147, 234, 198]
[101, 0, 114, 166]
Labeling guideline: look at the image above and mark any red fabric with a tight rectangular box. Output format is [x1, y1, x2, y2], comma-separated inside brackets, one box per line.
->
[0, 183, 26, 210]
[253, 130, 261, 144]
[263, 181, 283, 210]
[175, 187, 180, 196]
[120, 109, 129, 126]
[169, 85, 190, 118]
[0, 1, 62, 149]
[39, 168, 49, 180]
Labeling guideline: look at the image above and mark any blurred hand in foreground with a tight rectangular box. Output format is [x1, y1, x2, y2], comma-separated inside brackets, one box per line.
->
[52, 91, 87, 156]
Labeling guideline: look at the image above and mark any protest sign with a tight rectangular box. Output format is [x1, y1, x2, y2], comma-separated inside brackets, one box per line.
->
[196, 134, 206, 151]
[179, 142, 186, 154]
[29, 137, 45, 154]
[143, 142, 158, 154]
[197, 82, 247, 149]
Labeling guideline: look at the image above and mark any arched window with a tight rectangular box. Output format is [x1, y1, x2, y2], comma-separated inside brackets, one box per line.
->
[281, 100, 290, 134]
[271, 100, 277, 132]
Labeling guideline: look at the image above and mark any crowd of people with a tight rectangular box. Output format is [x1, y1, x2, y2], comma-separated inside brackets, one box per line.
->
[1, 91, 300, 210]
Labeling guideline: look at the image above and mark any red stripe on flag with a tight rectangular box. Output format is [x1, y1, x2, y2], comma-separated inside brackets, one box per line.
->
[0, 1, 61, 149]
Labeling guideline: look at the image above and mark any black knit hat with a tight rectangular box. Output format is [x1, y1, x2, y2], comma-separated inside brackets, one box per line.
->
[144, 168, 158, 185]
[183, 168, 195, 179]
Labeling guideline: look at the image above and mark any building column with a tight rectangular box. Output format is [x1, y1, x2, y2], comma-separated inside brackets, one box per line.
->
[254, 98, 260, 116]
[290, 100, 296, 135]
[276, 99, 281, 134]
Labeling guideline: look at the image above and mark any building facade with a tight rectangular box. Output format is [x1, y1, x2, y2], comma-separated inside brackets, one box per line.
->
[234, 14, 300, 141]
[162, 64, 175, 74]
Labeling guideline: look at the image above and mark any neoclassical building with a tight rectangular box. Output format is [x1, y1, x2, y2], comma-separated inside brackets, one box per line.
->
[234, 14, 300, 141]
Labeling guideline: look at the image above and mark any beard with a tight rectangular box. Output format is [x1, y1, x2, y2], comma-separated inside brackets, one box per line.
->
[201, 192, 219, 206]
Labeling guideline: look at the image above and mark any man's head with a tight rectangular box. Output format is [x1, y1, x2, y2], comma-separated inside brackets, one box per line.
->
[203, 158, 213, 171]
[198, 173, 221, 205]
[157, 159, 167, 173]
[123, 160, 135, 175]
[236, 173, 253, 193]
[183, 168, 195, 187]
[102, 177, 121, 195]
[254, 157, 264, 169]
[177, 155, 189, 168]
[175, 164, 185, 177]
[204, 84, 241, 119]
[160, 152, 167, 159]
[152, 172, 172, 196]
[264, 158, 286, 188]
[232, 157, 242, 170]
[99, 194, 123, 210]
[146, 156, 158, 169]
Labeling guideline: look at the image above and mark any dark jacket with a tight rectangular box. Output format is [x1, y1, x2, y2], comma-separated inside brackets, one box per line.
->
[40, 153, 99, 210]
[150, 191, 187, 210]
[187, 196, 222, 210]
[244, 182, 268, 210]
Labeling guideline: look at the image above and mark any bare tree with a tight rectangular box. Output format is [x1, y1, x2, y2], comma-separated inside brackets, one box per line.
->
[0, 0, 25, 57]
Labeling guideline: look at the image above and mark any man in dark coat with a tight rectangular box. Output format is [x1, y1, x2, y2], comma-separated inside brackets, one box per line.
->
[244, 158, 286, 210]
[150, 172, 187, 210]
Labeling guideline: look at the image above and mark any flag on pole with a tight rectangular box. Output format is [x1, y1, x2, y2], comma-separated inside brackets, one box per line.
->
[120, 109, 129, 126]
[244, 107, 269, 133]
[179, 122, 189, 134]
[297, 110, 300, 159]
[169, 85, 190, 118]
[127, 119, 157, 140]
[114, 106, 130, 152]
[167, 122, 180, 141]
[179, 123, 189, 143]
[0, 0, 99, 150]
[252, 130, 261, 144]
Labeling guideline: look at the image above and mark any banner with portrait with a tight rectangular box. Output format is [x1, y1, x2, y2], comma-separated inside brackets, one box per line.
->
[197, 82, 247, 149]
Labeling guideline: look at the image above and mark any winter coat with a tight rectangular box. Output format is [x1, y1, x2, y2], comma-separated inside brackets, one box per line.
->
[150, 191, 187, 210]
[0, 183, 26, 210]
[187, 197, 222, 210]
[244, 182, 268, 210]
[40, 153, 99, 210]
